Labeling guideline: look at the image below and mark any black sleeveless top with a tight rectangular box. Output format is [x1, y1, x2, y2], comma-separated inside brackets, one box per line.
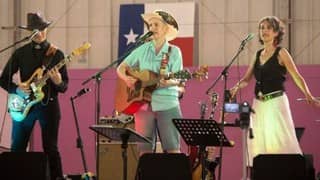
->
[253, 47, 287, 96]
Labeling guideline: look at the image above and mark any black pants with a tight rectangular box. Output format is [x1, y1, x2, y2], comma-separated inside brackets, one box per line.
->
[11, 99, 63, 180]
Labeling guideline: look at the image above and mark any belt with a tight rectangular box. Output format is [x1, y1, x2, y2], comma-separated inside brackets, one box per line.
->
[256, 90, 284, 101]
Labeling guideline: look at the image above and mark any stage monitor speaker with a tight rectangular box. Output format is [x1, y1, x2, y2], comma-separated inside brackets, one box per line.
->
[135, 153, 192, 180]
[252, 154, 307, 180]
[0, 152, 50, 180]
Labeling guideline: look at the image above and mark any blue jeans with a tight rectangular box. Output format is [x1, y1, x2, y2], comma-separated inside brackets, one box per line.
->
[11, 99, 63, 180]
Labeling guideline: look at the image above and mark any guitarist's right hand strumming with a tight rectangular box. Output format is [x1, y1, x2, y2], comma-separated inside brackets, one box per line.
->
[123, 75, 138, 89]
[117, 62, 137, 89]
[17, 82, 31, 95]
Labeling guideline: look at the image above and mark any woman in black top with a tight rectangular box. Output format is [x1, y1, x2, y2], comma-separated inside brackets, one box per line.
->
[230, 16, 319, 166]
[0, 12, 68, 180]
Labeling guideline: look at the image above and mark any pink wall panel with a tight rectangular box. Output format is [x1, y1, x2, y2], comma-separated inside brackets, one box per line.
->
[32, 65, 320, 179]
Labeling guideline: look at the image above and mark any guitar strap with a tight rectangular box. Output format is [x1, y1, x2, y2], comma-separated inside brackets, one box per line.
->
[43, 44, 58, 69]
[41, 44, 58, 105]
[159, 45, 172, 76]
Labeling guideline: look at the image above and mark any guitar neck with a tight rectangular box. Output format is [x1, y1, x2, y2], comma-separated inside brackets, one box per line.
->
[36, 54, 72, 87]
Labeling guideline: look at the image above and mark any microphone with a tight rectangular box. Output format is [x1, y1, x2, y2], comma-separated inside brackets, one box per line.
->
[136, 31, 153, 43]
[241, 33, 255, 45]
[72, 88, 91, 99]
[28, 29, 40, 41]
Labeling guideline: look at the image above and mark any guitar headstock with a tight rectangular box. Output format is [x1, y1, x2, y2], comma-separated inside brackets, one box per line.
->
[170, 66, 209, 81]
[192, 65, 209, 81]
[71, 42, 92, 56]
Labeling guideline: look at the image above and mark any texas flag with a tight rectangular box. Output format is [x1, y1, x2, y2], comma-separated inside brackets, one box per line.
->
[118, 2, 195, 66]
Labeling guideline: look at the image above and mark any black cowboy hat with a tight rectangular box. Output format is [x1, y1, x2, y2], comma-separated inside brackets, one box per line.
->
[19, 12, 52, 31]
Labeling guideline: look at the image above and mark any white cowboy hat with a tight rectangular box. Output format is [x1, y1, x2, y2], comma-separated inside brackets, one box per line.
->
[141, 10, 179, 41]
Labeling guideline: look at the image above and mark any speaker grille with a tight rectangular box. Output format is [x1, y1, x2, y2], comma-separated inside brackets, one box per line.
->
[136, 153, 192, 180]
[252, 154, 307, 180]
[0, 152, 50, 180]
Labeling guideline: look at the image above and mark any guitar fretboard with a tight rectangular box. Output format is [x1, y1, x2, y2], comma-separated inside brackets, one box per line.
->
[35, 54, 73, 87]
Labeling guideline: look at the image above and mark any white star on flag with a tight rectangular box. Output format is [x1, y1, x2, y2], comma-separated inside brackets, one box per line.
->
[124, 28, 139, 45]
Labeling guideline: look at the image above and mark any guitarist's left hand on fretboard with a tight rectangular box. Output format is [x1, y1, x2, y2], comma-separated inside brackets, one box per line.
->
[158, 78, 181, 88]
[47, 67, 63, 85]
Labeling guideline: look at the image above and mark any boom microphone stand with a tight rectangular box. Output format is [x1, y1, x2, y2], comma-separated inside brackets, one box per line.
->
[70, 88, 93, 180]
[205, 33, 254, 180]
[0, 34, 31, 54]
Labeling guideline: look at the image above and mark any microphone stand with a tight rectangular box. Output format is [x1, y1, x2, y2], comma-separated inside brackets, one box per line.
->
[81, 39, 146, 179]
[205, 40, 248, 180]
[0, 35, 30, 54]
[70, 95, 92, 180]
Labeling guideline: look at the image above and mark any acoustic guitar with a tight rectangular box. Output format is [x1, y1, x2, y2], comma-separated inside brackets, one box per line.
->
[8, 42, 91, 122]
[115, 66, 208, 115]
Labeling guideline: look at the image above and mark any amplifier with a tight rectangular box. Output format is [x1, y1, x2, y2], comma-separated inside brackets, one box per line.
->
[97, 114, 138, 180]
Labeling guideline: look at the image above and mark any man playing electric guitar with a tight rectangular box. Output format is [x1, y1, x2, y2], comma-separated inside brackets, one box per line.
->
[0, 12, 68, 180]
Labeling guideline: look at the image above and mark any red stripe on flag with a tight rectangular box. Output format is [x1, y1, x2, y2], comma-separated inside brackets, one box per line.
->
[170, 37, 193, 66]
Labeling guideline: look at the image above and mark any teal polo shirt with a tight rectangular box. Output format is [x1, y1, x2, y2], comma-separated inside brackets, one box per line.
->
[124, 40, 183, 111]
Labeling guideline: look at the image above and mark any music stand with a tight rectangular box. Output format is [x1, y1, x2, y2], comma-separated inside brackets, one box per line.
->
[89, 125, 152, 180]
[173, 119, 233, 180]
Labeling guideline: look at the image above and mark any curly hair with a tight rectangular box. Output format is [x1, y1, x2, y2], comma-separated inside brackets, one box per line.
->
[258, 16, 285, 46]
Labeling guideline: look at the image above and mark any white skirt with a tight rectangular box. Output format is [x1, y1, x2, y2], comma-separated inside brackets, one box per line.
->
[248, 93, 302, 166]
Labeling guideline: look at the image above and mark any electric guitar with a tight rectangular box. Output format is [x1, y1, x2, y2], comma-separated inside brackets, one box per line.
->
[8, 42, 91, 122]
[115, 66, 208, 115]
[191, 92, 219, 180]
